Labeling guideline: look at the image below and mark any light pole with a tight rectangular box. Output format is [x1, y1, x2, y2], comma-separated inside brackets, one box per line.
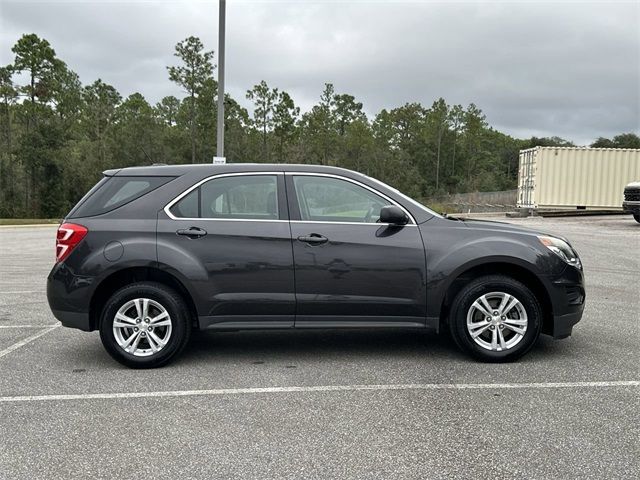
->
[215, 0, 226, 162]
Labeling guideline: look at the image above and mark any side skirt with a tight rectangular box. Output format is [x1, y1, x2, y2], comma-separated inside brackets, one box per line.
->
[199, 315, 439, 331]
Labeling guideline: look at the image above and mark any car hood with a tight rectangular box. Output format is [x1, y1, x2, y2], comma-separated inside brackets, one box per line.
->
[448, 217, 551, 238]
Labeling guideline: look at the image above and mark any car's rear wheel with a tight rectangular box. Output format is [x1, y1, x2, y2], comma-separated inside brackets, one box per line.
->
[448, 275, 542, 362]
[99, 282, 191, 368]
[634, 214, 640, 223]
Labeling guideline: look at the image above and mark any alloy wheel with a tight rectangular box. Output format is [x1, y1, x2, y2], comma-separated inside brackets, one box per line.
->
[112, 298, 173, 357]
[466, 291, 528, 352]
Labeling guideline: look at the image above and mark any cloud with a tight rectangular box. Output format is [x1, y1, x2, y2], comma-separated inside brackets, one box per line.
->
[1, 0, 638, 145]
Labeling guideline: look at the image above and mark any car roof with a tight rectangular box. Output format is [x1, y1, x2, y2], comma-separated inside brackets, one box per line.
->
[105, 163, 360, 177]
[102, 162, 436, 224]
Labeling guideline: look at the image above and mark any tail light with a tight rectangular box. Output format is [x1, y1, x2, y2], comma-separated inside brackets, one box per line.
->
[56, 223, 88, 263]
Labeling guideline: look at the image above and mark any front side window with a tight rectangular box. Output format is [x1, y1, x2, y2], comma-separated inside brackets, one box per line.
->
[293, 176, 392, 223]
[170, 175, 280, 220]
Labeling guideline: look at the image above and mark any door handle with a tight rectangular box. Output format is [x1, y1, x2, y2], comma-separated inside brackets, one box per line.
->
[297, 233, 328, 245]
[176, 227, 207, 239]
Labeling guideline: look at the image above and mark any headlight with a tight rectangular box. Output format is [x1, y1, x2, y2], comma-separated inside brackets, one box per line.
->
[538, 235, 582, 269]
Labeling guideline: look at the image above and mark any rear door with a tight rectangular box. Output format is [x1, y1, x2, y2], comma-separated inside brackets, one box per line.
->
[157, 172, 295, 329]
[286, 173, 427, 326]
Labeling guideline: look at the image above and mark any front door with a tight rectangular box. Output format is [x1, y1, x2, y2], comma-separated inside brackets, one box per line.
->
[157, 172, 295, 328]
[286, 174, 427, 326]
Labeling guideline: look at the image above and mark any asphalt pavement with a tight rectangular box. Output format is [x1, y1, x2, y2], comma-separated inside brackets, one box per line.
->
[0, 216, 638, 479]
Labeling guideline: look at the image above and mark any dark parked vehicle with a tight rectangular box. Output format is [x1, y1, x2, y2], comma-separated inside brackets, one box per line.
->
[47, 164, 585, 368]
[623, 181, 640, 223]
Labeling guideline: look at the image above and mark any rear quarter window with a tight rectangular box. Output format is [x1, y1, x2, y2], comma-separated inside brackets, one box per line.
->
[68, 176, 173, 218]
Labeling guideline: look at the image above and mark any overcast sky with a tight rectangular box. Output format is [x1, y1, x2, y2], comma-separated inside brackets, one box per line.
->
[1, 0, 638, 145]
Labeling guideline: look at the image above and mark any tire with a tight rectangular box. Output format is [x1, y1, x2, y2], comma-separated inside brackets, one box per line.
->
[634, 214, 640, 224]
[99, 282, 191, 368]
[448, 275, 542, 362]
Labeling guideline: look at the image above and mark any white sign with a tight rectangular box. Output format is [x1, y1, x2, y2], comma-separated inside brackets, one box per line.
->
[213, 156, 226, 164]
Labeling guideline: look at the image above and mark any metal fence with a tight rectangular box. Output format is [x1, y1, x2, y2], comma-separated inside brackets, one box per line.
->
[427, 190, 518, 213]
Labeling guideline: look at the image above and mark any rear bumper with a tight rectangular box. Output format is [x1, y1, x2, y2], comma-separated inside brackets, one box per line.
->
[47, 262, 96, 331]
[50, 308, 92, 331]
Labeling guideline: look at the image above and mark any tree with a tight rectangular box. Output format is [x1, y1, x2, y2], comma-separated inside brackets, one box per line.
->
[590, 137, 614, 148]
[428, 98, 449, 190]
[195, 77, 218, 162]
[49, 60, 83, 126]
[342, 118, 374, 173]
[298, 84, 340, 165]
[11, 34, 57, 105]
[272, 90, 299, 162]
[0, 65, 19, 216]
[112, 93, 160, 166]
[156, 96, 180, 126]
[2, 32, 636, 220]
[223, 95, 252, 163]
[167, 36, 214, 163]
[610, 133, 640, 149]
[246, 80, 279, 161]
[523, 136, 574, 148]
[9, 34, 68, 215]
[462, 103, 487, 184]
[82, 79, 121, 167]
[448, 104, 464, 177]
[333, 93, 365, 136]
[591, 133, 640, 149]
[0, 66, 17, 150]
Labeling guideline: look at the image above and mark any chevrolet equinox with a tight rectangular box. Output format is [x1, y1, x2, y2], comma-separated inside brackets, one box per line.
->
[47, 164, 585, 368]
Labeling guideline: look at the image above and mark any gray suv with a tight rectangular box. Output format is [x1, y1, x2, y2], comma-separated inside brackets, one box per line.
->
[47, 164, 585, 368]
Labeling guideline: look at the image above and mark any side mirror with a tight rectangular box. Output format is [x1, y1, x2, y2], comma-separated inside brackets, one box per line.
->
[379, 205, 409, 225]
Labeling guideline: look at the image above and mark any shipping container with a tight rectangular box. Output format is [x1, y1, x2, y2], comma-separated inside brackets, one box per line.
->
[517, 147, 640, 210]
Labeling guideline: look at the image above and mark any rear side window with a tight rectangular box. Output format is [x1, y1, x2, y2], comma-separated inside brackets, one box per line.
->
[169, 175, 280, 220]
[69, 176, 173, 218]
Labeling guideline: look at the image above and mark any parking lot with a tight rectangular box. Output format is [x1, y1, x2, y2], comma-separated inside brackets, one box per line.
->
[0, 215, 638, 479]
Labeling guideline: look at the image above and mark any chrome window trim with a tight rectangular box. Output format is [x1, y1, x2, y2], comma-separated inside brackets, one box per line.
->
[164, 170, 417, 226]
[286, 172, 417, 225]
[164, 171, 285, 221]
[290, 220, 417, 227]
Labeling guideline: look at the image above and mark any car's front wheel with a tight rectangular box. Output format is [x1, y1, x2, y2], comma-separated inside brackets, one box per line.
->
[634, 214, 640, 224]
[448, 275, 542, 362]
[99, 282, 191, 368]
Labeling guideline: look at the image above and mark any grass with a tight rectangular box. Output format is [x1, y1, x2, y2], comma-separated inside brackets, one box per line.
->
[0, 218, 60, 225]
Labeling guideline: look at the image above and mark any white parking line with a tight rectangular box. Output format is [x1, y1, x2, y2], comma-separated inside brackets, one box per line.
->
[0, 325, 59, 360]
[0, 380, 637, 403]
[0, 291, 45, 294]
[0, 224, 58, 229]
[0, 325, 58, 329]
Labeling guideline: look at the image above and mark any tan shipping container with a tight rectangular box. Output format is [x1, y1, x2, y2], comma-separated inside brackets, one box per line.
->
[517, 147, 640, 210]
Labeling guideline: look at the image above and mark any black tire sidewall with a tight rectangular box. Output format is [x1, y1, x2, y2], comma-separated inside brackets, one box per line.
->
[99, 282, 190, 368]
[449, 275, 542, 362]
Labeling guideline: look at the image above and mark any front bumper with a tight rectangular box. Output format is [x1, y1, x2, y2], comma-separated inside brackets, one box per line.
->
[544, 264, 585, 339]
[622, 200, 640, 215]
[552, 310, 584, 339]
